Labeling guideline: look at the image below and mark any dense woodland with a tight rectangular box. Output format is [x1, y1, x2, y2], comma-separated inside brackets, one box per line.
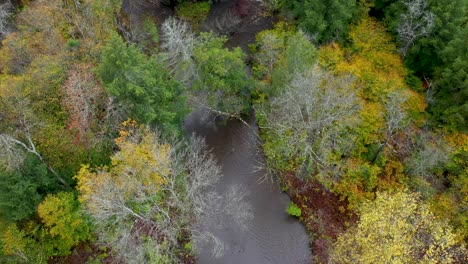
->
[0, 0, 466, 263]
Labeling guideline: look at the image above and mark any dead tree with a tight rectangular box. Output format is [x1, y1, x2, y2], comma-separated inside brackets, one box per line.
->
[265, 66, 360, 180]
[397, 0, 435, 57]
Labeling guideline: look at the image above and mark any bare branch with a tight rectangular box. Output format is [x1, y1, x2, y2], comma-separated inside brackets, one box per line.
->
[397, 0, 435, 57]
[263, 65, 360, 179]
[160, 17, 198, 85]
[0, 0, 13, 39]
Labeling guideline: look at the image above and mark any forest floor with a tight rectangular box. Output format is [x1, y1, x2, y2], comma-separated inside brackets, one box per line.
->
[283, 172, 357, 263]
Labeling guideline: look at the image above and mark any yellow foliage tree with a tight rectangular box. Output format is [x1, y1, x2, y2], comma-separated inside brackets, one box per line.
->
[75, 120, 252, 262]
[75, 120, 170, 217]
[37, 192, 91, 255]
[331, 191, 467, 263]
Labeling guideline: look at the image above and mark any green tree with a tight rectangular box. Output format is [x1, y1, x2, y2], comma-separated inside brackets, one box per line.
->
[193, 32, 252, 116]
[331, 191, 467, 263]
[251, 24, 317, 96]
[0, 155, 57, 222]
[375, 0, 466, 77]
[288, 0, 358, 43]
[430, 26, 468, 131]
[96, 32, 187, 135]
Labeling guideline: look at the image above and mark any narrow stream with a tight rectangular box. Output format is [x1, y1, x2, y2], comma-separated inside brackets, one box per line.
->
[184, 111, 311, 264]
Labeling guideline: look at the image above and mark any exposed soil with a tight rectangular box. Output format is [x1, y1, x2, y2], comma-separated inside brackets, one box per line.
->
[49, 244, 113, 264]
[283, 173, 357, 263]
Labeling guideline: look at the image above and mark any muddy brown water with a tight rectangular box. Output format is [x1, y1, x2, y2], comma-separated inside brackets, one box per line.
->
[184, 111, 311, 264]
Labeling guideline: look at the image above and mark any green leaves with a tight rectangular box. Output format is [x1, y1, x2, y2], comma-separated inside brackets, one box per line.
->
[287, 202, 302, 217]
[96, 32, 187, 135]
[193, 32, 252, 115]
[0, 155, 56, 222]
[289, 0, 358, 43]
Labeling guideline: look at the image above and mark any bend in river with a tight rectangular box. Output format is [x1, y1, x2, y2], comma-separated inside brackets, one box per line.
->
[184, 111, 311, 264]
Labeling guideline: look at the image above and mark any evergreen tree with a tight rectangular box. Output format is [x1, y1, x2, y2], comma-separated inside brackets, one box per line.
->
[97, 32, 187, 136]
[288, 0, 358, 43]
[0, 155, 58, 222]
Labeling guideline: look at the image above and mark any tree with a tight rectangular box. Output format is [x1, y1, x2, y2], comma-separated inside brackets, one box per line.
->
[430, 25, 468, 131]
[0, 155, 55, 222]
[96, 32, 187, 135]
[288, 0, 358, 43]
[377, 0, 466, 78]
[331, 191, 467, 263]
[1, 223, 48, 263]
[262, 66, 360, 180]
[0, 0, 13, 40]
[0, 89, 71, 188]
[371, 90, 409, 163]
[396, 0, 435, 57]
[405, 132, 451, 179]
[252, 25, 317, 94]
[160, 17, 197, 85]
[37, 192, 92, 255]
[75, 121, 252, 262]
[192, 32, 251, 116]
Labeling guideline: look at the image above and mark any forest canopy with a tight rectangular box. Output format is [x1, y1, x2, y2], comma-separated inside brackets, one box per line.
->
[0, 0, 466, 263]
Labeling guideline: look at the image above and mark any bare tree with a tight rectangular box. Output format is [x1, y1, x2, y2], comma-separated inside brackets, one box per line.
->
[76, 128, 252, 262]
[0, 92, 70, 188]
[264, 66, 360, 180]
[253, 31, 282, 78]
[397, 0, 435, 57]
[371, 90, 409, 163]
[62, 64, 107, 144]
[0, 0, 13, 39]
[405, 132, 452, 179]
[160, 17, 198, 85]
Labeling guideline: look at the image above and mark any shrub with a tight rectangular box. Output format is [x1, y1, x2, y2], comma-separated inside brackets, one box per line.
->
[287, 201, 302, 217]
[176, 2, 210, 30]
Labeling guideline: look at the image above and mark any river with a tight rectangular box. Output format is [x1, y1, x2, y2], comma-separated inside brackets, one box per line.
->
[184, 111, 311, 264]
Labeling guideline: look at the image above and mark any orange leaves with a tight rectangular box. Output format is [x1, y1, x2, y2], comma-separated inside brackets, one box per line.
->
[114, 119, 140, 146]
[62, 63, 105, 146]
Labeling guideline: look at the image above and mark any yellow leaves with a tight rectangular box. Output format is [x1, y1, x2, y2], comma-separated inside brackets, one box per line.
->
[115, 119, 139, 145]
[331, 191, 466, 263]
[446, 132, 468, 153]
[349, 16, 396, 54]
[76, 121, 172, 211]
[37, 192, 91, 252]
[75, 165, 96, 204]
[1, 224, 27, 256]
[357, 101, 385, 146]
[112, 120, 171, 190]
[326, 15, 411, 103]
[404, 89, 427, 125]
[318, 42, 345, 71]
